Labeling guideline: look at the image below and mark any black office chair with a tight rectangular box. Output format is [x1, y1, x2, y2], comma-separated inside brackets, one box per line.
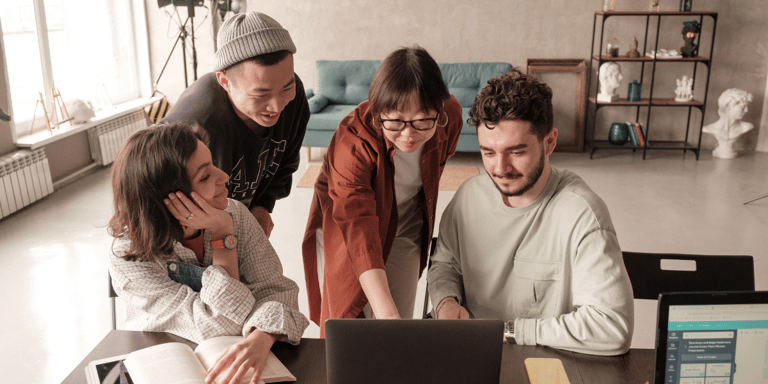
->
[109, 272, 118, 330]
[421, 237, 438, 319]
[622, 252, 755, 299]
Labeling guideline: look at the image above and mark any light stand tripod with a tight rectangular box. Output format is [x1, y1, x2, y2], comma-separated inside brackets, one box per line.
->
[152, 5, 199, 96]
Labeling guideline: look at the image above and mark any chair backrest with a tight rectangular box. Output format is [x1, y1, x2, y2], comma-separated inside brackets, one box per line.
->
[421, 237, 438, 318]
[109, 272, 117, 330]
[622, 252, 755, 300]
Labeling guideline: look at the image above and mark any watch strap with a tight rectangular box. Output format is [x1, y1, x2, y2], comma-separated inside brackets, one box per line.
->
[210, 234, 237, 250]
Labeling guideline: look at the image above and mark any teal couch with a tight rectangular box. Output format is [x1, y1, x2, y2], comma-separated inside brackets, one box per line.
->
[303, 60, 512, 152]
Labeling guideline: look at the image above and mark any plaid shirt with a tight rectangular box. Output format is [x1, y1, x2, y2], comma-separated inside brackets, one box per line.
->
[109, 199, 308, 345]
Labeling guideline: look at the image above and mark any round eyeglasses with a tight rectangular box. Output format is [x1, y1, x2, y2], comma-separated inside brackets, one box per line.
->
[378, 116, 439, 132]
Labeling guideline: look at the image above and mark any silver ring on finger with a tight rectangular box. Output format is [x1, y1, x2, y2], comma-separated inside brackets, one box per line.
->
[186, 213, 193, 220]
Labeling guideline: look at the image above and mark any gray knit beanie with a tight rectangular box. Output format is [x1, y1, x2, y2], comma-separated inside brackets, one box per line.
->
[214, 12, 296, 71]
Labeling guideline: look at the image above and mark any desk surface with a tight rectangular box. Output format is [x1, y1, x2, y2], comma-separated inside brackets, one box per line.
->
[62, 330, 654, 384]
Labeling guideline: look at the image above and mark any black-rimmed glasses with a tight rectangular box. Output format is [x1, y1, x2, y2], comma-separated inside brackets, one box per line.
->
[378, 116, 439, 131]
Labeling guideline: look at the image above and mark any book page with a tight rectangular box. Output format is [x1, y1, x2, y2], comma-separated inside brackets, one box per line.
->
[194, 336, 295, 383]
[124, 342, 207, 384]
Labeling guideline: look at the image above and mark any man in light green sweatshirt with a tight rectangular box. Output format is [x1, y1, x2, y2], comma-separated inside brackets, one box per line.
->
[427, 68, 634, 356]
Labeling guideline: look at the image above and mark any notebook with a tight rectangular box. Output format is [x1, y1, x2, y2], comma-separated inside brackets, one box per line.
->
[325, 319, 503, 384]
[653, 291, 768, 384]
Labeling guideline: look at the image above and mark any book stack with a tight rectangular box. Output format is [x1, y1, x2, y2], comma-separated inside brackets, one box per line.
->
[625, 121, 647, 147]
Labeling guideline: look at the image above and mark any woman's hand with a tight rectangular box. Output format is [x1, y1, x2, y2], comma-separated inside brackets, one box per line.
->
[359, 269, 400, 319]
[165, 191, 232, 238]
[205, 329, 280, 384]
[165, 191, 238, 279]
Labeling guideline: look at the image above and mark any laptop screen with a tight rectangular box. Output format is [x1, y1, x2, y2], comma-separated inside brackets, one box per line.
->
[657, 292, 768, 384]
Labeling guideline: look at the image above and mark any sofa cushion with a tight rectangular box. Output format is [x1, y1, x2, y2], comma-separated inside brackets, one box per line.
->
[317, 60, 380, 105]
[308, 95, 329, 113]
[307, 104, 358, 131]
[438, 62, 512, 107]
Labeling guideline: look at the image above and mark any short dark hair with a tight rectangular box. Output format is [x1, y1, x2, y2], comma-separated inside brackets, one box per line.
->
[224, 50, 292, 78]
[468, 68, 554, 141]
[108, 123, 207, 263]
[369, 46, 450, 119]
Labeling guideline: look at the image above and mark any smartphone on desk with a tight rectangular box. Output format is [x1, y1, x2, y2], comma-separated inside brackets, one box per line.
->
[524, 358, 570, 384]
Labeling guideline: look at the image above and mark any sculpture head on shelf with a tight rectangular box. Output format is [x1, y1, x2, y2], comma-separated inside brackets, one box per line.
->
[703, 88, 754, 159]
[680, 20, 701, 58]
[627, 37, 641, 58]
[597, 62, 622, 102]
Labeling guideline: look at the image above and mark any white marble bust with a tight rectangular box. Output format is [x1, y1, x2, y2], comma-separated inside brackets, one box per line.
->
[598, 62, 622, 102]
[703, 88, 754, 159]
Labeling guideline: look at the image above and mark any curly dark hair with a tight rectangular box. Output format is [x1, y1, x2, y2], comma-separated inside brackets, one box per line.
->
[468, 68, 554, 141]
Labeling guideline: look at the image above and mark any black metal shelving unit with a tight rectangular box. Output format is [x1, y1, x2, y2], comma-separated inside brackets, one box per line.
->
[587, 11, 718, 160]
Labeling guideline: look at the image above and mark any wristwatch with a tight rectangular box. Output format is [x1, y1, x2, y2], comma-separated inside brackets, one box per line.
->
[211, 234, 238, 250]
[504, 320, 516, 344]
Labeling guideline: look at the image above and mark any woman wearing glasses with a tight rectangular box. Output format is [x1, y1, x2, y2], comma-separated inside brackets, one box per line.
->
[302, 46, 463, 335]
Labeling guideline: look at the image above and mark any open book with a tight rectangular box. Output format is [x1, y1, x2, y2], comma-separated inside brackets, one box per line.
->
[85, 336, 296, 384]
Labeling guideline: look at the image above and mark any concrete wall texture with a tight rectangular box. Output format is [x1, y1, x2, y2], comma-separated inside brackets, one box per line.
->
[2, 0, 768, 181]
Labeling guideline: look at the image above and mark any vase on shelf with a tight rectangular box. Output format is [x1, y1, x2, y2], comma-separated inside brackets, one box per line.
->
[609, 123, 629, 145]
[628, 80, 642, 101]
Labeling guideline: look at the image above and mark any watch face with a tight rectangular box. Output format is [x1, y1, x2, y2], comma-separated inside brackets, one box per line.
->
[223, 234, 238, 249]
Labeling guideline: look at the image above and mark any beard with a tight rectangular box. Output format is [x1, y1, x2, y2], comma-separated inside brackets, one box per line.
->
[489, 149, 545, 197]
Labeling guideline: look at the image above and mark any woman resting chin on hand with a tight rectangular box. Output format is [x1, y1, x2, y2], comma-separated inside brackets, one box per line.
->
[108, 123, 309, 384]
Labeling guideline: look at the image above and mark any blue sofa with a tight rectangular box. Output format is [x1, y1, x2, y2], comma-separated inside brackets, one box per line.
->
[303, 60, 512, 152]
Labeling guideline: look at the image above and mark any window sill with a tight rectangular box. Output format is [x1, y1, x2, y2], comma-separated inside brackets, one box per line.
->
[14, 97, 161, 150]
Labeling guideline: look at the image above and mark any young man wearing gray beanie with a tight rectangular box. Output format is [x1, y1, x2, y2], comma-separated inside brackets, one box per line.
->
[162, 12, 309, 237]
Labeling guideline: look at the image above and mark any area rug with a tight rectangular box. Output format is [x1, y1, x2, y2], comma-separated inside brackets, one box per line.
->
[296, 165, 479, 191]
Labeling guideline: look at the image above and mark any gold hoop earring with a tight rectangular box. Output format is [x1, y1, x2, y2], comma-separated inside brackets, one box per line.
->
[436, 111, 449, 127]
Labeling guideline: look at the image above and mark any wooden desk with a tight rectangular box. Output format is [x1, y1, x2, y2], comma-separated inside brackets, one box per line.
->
[62, 330, 654, 383]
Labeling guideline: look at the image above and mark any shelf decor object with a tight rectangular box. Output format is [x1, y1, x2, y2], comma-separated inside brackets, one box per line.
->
[681, 20, 701, 57]
[602, 0, 616, 12]
[703, 88, 754, 159]
[627, 37, 642, 58]
[680, 0, 693, 12]
[587, 10, 717, 160]
[597, 62, 622, 102]
[628, 80, 642, 101]
[609, 122, 629, 145]
[606, 37, 621, 57]
[527, 59, 588, 152]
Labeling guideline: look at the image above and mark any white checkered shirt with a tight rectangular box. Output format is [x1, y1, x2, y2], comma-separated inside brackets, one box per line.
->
[109, 199, 309, 345]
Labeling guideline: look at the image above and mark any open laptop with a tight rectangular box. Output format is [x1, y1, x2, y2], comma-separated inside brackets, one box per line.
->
[325, 319, 503, 384]
[653, 291, 768, 384]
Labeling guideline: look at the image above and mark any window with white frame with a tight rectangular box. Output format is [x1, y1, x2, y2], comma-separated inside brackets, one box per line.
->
[1, 0, 146, 136]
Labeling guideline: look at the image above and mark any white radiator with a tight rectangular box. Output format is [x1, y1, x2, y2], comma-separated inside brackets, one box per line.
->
[0, 149, 54, 219]
[87, 110, 149, 166]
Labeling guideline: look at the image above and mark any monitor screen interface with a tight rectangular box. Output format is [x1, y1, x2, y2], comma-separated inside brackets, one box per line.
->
[664, 303, 768, 384]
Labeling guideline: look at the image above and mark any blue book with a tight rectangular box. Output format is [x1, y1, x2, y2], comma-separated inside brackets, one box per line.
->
[626, 122, 639, 146]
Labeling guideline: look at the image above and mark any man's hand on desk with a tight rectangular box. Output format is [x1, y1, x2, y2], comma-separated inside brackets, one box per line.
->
[205, 329, 280, 384]
[435, 297, 470, 319]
